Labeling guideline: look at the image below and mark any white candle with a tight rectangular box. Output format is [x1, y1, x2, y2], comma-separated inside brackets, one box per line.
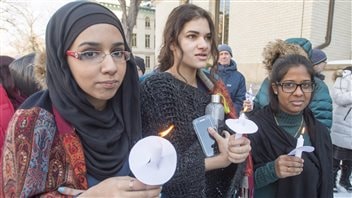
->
[129, 136, 177, 185]
[225, 118, 258, 140]
[295, 134, 304, 158]
[147, 140, 162, 168]
[235, 116, 245, 139]
[234, 114, 248, 139]
[235, 133, 242, 139]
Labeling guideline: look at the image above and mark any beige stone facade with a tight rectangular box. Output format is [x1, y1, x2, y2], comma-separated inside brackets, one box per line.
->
[154, 0, 351, 90]
[228, 0, 351, 89]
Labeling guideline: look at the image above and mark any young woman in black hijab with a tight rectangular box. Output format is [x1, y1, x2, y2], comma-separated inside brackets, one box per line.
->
[1, 1, 161, 197]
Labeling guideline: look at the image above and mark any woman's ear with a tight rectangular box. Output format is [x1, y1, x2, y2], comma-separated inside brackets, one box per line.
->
[272, 83, 278, 94]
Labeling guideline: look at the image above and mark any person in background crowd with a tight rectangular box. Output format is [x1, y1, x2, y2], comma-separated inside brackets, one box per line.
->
[1, 1, 161, 197]
[135, 56, 146, 77]
[311, 48, 327, 81]
[249, 38, 333, 129]
[248, 54, 333, 198]
[0, 55, 24, 110]
[0, 53, 43, 158]
[217, 44, 246, 117]
[140, 4, 251, 197]
[9, 53, 42, 102]
[284, 38, 332, 129]
[330, 66, 352, 193]
[248, 39, 308, 115]
[0, 55, 15, 157]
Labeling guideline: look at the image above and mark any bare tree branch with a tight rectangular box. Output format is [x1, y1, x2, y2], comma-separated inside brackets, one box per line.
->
[0, 1, 44, 54]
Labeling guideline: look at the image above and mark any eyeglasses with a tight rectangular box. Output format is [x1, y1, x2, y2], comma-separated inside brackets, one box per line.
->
[276, 81, 315, 93]
[66, 50, 131, 64]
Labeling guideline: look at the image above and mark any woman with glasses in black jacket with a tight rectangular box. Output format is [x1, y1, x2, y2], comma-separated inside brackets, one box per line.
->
[248, 54, 333, 198]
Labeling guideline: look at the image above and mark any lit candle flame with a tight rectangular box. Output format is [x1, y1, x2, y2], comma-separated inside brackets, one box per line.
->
[301, 126, 306, 135]
[243, 106, 249, 113]
[159, 125, 174, 137]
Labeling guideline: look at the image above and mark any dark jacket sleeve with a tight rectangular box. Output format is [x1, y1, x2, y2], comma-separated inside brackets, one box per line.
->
[232, 73, 246, 116]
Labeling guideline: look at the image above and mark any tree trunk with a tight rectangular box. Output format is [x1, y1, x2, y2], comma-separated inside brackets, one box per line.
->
[118, 0, 142, 46]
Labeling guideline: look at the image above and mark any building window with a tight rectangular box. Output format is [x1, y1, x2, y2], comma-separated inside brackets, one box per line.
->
[132, 33, 137, 47]
[216, 0, 230, 44]
[145, 17, 150, 28]
[145, 56, 150, 68]
[145, 34, 150, 48]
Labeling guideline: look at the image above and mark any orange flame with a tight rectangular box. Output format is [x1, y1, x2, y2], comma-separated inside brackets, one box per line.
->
[159, 125, 174, 137]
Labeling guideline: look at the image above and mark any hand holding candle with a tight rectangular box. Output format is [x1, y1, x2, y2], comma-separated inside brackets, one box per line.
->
[288, 126, 315, 157]
[243, 99, 253, 113]
[295, 133, 304, 158]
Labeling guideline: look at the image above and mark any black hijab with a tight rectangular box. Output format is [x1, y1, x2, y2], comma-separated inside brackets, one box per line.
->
[45, 1, 141, 180]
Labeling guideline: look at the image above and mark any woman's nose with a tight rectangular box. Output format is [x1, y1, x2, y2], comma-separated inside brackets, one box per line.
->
[198, 37, 208, 48]
[101, 54, 118, 74]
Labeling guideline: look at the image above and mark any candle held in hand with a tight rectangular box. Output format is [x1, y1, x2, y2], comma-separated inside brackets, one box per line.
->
[295, 134, 304, 158]
[147, 141, 162, 168]
[225, 118, 258, 141]
[129, 136, 177, 185]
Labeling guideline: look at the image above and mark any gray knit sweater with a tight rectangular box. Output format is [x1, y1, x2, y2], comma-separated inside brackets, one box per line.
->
[140, 72, 238, 198]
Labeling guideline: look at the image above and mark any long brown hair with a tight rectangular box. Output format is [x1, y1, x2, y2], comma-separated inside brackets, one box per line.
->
[158, 4, 218, 76]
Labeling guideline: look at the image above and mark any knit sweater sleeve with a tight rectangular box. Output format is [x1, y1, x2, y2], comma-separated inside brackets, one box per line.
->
[254, 161, 278, 188]
[140, 73, 210, 197]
